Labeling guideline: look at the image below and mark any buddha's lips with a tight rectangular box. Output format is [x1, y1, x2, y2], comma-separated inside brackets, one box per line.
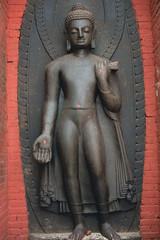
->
[77, 39, 85, 43]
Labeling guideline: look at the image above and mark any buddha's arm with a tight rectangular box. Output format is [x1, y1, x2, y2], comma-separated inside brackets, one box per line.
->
[33, 61, 60, 163]
[42, 62, 60, 135]
[95, 61, 121, 113]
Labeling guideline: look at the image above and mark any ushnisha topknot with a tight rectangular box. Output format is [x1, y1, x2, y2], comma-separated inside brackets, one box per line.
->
[65, 3, 95, 30]
[71, 3, 86, 11]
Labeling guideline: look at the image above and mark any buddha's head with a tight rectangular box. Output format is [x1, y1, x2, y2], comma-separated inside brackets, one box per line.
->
[64, 3, 96, 51]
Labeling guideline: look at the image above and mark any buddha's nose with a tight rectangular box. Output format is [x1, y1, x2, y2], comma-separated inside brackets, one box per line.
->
[78, 29, 83, 37]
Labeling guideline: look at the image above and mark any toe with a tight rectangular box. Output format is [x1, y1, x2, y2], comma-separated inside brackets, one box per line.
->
[68, 233, 73, 240]
[116, 233, 121, 240]
[75, 234, 78, 240]
[112, 232, 121, 240]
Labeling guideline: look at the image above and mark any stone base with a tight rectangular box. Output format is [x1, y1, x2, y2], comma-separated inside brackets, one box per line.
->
[30, 232, 141, 240]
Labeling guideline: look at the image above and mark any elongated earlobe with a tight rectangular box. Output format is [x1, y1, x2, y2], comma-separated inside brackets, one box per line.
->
[64, 30, 71, 52]
[91, 38, 95, 49]
[91, 29, 96, 49]
[66, 39, 71, 51]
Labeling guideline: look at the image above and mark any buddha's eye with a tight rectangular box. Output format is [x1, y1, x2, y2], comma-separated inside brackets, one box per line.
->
[83, 28, 90, 33]
[71, 29, 78, 34]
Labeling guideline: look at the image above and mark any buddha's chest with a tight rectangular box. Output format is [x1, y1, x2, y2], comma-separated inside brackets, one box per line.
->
[60, 64, 97, 90]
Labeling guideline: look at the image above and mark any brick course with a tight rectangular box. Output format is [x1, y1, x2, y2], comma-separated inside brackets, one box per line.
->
[6, 0, 28, 239]
[0, 0, 8, 239]
[132, 0, 160, 239]
[150, 0, 160, 237]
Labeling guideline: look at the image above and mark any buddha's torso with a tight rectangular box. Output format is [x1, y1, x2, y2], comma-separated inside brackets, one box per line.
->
[59, 53, 104, 109]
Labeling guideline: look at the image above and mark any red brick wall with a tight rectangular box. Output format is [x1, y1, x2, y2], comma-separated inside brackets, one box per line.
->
[150, 1, 160, 233]
[132, 0, 160, 239]
[0, 0, 8, 239]
[6, 0, 29, 239]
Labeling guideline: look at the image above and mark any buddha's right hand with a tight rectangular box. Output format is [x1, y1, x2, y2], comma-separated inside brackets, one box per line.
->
[32, 134, 52, 164]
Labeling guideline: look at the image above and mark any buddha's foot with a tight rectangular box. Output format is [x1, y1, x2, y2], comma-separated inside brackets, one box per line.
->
[100, 223, 121, 240]
[68, 224, 88, 240]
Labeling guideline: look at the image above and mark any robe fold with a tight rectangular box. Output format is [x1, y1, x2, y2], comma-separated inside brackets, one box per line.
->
[39, 96, 137, 213]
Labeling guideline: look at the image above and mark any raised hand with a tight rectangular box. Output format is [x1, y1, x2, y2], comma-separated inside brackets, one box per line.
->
[95, 60, 110, 86]
[33, 134, 52, 164]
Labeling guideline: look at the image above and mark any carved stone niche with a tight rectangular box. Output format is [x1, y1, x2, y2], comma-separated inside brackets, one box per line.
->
[18, 0, 145, 237]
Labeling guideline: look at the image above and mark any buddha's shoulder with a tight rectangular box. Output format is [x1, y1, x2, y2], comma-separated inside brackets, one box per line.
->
[45, 54, 70, 70]
[60, 53, 110, 65]
[45, 54, 110, 70]
[91, 54, 110, 63]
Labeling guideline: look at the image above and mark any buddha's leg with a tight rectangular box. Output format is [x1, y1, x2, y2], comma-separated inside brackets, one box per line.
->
[82, 118, 121, 240]
[56, 116, 87, 240]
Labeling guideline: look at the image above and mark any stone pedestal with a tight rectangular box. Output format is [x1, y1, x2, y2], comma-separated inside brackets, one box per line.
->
[30, 232, 141, 240]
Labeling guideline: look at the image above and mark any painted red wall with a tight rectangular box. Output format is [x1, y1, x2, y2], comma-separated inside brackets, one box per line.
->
[132, 0, 160, 239]
[0, 0, 159, 239]
[6, 0, 28, 239]
[0, 0, 8, 239]
[150, 0, 160, 230]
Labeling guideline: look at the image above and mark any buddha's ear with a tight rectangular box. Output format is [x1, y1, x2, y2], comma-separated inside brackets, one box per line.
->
[64, 30, 71, 52]
[91, 29, 96, 49]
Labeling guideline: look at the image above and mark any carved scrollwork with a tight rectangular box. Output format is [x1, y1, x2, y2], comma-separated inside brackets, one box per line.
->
[35, 0, 125, 61]
[35, 0, 59, 59]
[18, 0, 57, 233]
[124, 0, 145, 201]
[103, 0, 125, 59]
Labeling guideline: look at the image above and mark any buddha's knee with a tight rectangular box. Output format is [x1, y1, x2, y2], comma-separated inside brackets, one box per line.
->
[65, 170, 79, 183]
[91, 165, 105, 180]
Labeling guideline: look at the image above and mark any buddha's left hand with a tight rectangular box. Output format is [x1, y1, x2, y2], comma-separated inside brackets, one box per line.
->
[95, 60, 110, 89]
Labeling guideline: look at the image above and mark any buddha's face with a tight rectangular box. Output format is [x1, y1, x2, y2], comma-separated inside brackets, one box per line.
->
[67, 19, 93, 49]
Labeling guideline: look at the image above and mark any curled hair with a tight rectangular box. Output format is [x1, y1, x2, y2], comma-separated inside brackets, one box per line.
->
[65, 3, 95, 30]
